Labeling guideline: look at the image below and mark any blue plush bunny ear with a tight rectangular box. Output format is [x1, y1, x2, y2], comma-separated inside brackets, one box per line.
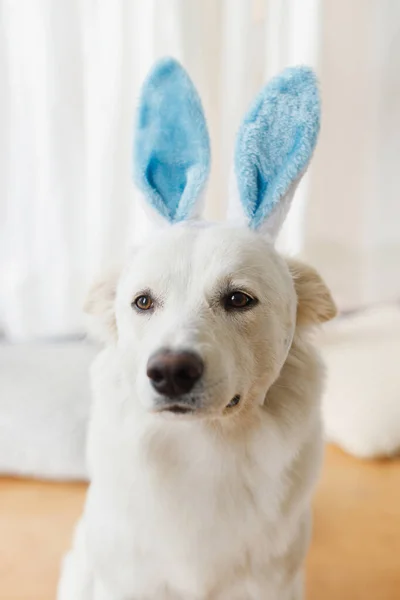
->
[133, 58, 210, 224]
[234, 66, 320, 236]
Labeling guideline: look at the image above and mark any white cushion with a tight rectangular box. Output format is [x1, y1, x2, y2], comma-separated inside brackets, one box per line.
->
[319, 306, 400, 458]
[0, 341, 96, 480]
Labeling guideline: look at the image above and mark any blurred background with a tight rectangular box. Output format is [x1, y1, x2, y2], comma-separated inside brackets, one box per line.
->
[0, 1, 399, 598]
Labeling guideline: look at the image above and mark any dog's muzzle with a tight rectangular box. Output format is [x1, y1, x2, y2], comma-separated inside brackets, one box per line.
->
[147, 350, 204, 412]
[146, 350, 241, 415]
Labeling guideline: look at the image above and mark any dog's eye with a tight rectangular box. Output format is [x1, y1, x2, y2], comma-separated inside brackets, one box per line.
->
[224, 291, 256, 311]
[133, 294, 154, 311]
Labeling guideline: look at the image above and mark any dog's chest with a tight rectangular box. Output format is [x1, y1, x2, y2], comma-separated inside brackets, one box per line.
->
[86, 418, 289, 598]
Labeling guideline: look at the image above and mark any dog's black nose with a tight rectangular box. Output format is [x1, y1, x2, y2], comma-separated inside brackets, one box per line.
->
[147, 351, 204, 397]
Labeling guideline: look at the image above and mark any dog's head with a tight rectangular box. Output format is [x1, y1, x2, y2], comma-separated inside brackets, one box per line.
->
[85, 59, 336, 419]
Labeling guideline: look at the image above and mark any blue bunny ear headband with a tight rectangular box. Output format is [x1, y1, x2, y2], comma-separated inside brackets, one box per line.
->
[134, 57, 320, 239]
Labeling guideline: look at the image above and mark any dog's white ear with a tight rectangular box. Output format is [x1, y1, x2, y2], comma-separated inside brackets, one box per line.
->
[228, 67, 320, 241]
[133, 58, 210, 225]
[84, 269, 120, 343]
[287, 258, 337, 325]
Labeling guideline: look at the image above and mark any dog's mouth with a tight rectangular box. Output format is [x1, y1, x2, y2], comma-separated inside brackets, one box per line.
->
[157, 394, 241, 415]
[164, 405, 193, 415]
[156, 402, 196, 416]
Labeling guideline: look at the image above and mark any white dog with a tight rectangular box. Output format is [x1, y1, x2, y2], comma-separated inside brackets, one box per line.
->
[58, 59, 336, 600]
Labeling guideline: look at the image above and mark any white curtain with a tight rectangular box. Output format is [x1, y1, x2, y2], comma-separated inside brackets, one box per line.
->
[2, 0, 398, 341]
[304, 0, 400, 311]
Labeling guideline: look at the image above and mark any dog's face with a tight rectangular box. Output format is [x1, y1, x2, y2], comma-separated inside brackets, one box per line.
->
[87, 60, 331, 419]
[86, 224, 335, 420]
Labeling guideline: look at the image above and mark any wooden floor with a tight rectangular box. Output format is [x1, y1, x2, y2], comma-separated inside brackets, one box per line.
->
[1, 445, 399, 600]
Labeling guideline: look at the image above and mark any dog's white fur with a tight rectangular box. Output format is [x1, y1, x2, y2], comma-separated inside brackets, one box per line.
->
[58, 223, 336, 600]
